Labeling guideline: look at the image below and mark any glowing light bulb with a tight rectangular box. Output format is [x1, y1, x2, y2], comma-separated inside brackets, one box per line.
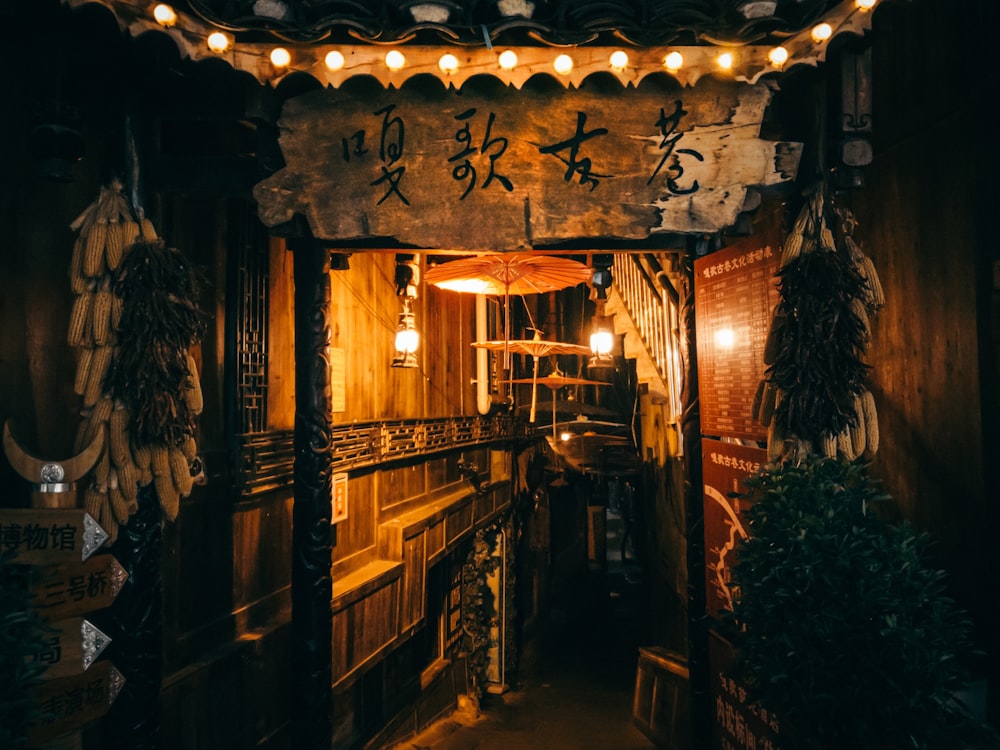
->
[717, 51, 734, 70]
[395, 328, 419, 354]
[714, 328, 735, 349]
[609, 50, 629, 71]
[270, 47, 291, 67]
[385, 50, 406, 71]
[855, 0, 877, 9]
[153, 3, 176, 26]
[768, 46, 789, 67]
[553, 54, 573, 75]
[590, 331, 614, 356]
[325, 50, 345, 71]
[811, 23, 833, 42]
[438, 53, 459, 74]
[498, 50, 518, 70]
[207, 32, 229, 53]
[663, 51, 683, 72]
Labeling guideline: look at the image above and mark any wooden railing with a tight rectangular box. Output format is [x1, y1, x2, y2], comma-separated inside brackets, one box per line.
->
[235, 415, 527, 496]
[611, 253, 683, 422]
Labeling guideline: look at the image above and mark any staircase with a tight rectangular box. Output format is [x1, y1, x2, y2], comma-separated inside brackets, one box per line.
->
[605, 253, 684, 421]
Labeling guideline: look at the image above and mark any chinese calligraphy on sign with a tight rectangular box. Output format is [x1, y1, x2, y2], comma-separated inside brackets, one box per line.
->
[701, 438, 768, 620]
[694, 244, 781, 442]
[0, 508, 107, 563]
[709, 631, 781, 750]
[254, 77, 801, 250]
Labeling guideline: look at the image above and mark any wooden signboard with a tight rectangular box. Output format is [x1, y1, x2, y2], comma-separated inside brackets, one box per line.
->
[29, 617, 113, 680]
[709, 630, 781, 750]
[29, 553, 128, 621]
[332, 472, 348, 524]
[694, 244, 781, 441]
[701, 438, 767, 621]
[0, 508, 108, 564]
[253, 78, 801, 250]
[29, 659, 124, 745]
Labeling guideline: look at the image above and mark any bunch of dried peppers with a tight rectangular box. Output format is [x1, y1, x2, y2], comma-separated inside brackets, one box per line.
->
[752, 183, 884, 462]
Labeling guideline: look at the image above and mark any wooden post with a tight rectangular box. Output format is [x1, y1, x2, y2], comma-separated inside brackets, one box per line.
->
[95, 485, 162, 750]
[679, 244, 711, 750]
[290, 236, 334, 749]
[35, 466, 85, 750]
[0, 425, 105, 750]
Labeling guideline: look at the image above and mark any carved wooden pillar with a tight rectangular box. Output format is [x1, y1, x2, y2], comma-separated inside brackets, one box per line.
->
[290, 237, 334, 749]
[679, 245, 710, 750]
[100, 485, 162, 750]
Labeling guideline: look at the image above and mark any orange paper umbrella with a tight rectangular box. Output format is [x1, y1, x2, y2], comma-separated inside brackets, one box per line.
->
[476, 334, 591, 423]
[425, 253, 592, 297]
[503, 372, 611, 436]
[426, 254, 592, 364]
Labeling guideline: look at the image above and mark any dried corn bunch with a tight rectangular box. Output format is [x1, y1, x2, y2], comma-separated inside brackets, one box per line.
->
[103, 238, 206, 523]
[753, 183, 881, 463]
[68, 183, 203, 537]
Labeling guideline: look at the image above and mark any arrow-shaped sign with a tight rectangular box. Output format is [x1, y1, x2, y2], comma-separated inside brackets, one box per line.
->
[0, 508, 108, 564]
[29, 553, 128, 621]
[29, 617, 113, 680]
[29, 660, 124, 744]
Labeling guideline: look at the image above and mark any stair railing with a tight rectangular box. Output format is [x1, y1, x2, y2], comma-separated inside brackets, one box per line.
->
[611, 253, 684, 425]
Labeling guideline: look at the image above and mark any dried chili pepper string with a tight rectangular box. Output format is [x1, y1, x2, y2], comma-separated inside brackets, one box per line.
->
[753, 183, 882, 463]
[108, 239, 207, 449]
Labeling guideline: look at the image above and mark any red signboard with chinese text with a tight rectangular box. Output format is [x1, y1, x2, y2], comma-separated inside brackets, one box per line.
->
[694, 245, 781, 441]
[709, 630, 781, 750]
[702, 438, 767, 621]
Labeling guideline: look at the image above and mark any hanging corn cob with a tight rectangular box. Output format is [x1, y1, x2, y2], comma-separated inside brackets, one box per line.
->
[753, 182, 882, 463]
[68, 181, 205, 539]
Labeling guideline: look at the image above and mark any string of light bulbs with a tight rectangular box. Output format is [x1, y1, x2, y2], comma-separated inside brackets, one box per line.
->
[72, 0, 884, 89]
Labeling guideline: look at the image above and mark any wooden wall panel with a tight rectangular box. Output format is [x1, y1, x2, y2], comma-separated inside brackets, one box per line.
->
[379, 463, 429, 514]
[329, 254, 391, 422]
[845, 0, 998, 647]
[423, 286, 478, 418]
[426, 456, 453, 488]
[852, 115, 986, 601]
[474, 491, 496, 521]
[268, 239, 296, 431]
[332, 472, 378, 573]
[426, 520, 445, 563]
[332, 578, 401, 682]
[232, 492, 293, 630]
[446, 499, 474, 546]
[401, 533, 427, 631]
[162, 489, 236, 672]
[327, 254, 479, 425]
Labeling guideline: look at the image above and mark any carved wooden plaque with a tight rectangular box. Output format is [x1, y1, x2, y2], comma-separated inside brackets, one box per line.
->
[254, 78, 801, 249]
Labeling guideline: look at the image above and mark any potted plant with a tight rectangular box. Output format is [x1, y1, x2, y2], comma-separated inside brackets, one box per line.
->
[723, 456, 997, 749]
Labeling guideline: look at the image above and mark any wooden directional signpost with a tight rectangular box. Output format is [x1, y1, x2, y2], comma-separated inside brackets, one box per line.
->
[0, 508, 109, 564]
[2, 421, 127, 748]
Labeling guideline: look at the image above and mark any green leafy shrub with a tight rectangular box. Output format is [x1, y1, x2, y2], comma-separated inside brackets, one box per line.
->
[724, 456, 997, 750]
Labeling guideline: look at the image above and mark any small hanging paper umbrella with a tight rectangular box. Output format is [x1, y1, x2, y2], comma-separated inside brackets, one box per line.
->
[474, 333, 590, 423]
[503, 371, 611, 437]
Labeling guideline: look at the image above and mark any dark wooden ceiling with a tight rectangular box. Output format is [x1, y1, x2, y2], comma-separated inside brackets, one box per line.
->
[180, 0, 844, 47]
